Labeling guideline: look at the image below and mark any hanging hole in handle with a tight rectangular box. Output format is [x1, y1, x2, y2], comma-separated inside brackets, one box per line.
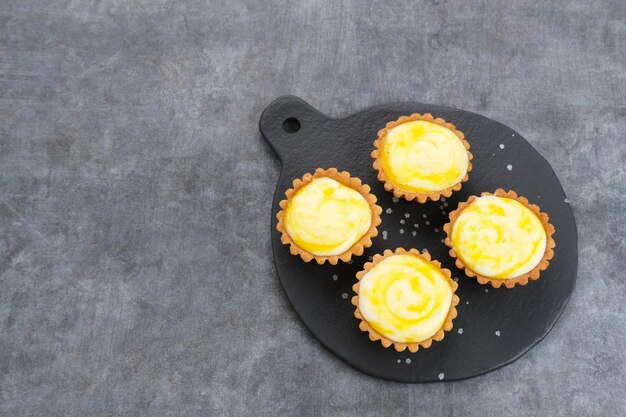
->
[282, 117, 301, 134]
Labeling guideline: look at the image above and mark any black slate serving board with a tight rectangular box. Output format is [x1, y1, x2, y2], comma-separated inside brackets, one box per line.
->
[259, 95, 578, 382]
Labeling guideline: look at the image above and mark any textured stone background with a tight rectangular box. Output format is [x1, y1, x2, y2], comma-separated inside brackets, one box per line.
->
[1, 0, 624, 416]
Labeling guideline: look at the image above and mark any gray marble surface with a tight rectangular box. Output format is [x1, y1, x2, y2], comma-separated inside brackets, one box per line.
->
[1, 0, 624, 416]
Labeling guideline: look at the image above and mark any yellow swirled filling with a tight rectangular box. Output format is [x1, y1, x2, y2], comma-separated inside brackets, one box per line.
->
[380, 120, 469, 193]
[451, 196, 547, 279]
[358, 254, 453, 343]
[284, 177, 372, 256]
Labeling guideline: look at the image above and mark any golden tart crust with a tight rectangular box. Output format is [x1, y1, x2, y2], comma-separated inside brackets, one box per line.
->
[276, 168, 382, 265]
[351, 248, 459, 352]
[443, 189, 556, 289]
[371, 113, 473, 203]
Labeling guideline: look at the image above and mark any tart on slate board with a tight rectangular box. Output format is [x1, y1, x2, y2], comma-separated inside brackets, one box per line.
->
[352, 248, 459, 352]
[276, 168, 382, 265]
[444, 189, 556, 288]
[372, 113, 472, 203]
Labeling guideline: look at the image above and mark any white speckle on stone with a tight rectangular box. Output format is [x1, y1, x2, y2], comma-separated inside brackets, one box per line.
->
[499, 144, 505, 149]
[341, 292, 349, 299]
[400, 219, 405, 224]
[466, 301, 470, 305]
[506, 164, 513, 171]
[382, 230, 388, 240]
[404, 213, 410, 218]
[332, 274, 338, 281]
[425, 221, 430, 225]
[453, 277, 459, 282]
[458, 328, 464, 334]
[512, 133, 515, 137]
[392, 197, 399, 203]
[441, 239, 445, 243]
[385, 208, 393, 214]
[485, 288, 489, 293]
[397, 359, 401, 363]
[495, 330, 501, 337]
[434, 228, 439, 233]
[405, 358, 411, 364]
[438, 373, 445, 380]
[439, 205, 443, 209]
[412, 231, 417, 236]
[441, 197, 446, 202]
[422, 214, 427, 218]
[413, 224, 419, 228]
[399, 228, 404, 234]
[443, 202, 448, 207]
[564, 198, 570, 203]
[492, 153, 496, 156]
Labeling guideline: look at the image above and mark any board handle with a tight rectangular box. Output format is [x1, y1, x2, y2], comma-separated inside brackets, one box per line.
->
[259, 95, 327, 159]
